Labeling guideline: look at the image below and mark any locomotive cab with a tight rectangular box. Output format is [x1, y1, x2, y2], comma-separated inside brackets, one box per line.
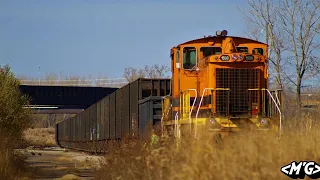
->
[162, 30, 283, 138]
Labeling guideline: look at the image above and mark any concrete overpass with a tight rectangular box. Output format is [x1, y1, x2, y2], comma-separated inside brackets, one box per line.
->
[20, 85, 119, 114]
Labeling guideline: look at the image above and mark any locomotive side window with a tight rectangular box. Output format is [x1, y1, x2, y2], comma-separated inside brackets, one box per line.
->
[183, 47, 196, 69]
[200, 47, 222, 58]
[237, 47, 248, 53]
[176, 49, 180, 68]
[176, 50, 180, 63]
[252, 48, 264, 55]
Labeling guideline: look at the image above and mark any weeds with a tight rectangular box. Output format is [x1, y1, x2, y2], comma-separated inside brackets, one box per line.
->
[24, 128, 57, 147]
[95, 115, 320, 180]
[0, 137, 31, 179]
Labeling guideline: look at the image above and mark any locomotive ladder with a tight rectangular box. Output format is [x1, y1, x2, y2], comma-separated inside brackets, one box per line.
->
[248, 88, 283, 137]
[161, 96, 172, 137]
[178, 89, 198, 138]
[173, 88, 197, 149]
[162, 89, 198, 139]
[195, 88, 230, 138]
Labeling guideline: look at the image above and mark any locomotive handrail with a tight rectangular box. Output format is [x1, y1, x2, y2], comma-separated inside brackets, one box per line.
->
[160, 98, 172, 137]
[274, 90, 281, 107]
[265, 89, 282, 137]
[248, 88, 283, 137]
[180, 89, 197, 133]
[195, 88, 230, 137]
[174, 112, 179, 138]
[163, 104, 172, 119]
[160, 96, 172, 122]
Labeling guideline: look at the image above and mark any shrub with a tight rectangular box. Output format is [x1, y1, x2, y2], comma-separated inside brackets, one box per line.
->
[0, 65, 32, 179]
[24, 128, 57, 147]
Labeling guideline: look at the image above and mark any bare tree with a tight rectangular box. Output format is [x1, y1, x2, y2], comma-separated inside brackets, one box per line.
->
[123, 64, 170, 83]
[277, 0, 320, 106]
[239, 0, 287, 90]
[123, 67, 145, 83]
[241, 0, 320, 107]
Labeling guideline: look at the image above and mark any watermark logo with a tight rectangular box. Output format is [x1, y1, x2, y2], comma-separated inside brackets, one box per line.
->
[281, 161, 320, 179]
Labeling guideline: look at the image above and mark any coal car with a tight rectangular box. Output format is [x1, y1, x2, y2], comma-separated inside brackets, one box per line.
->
[56, 78, 171, 152]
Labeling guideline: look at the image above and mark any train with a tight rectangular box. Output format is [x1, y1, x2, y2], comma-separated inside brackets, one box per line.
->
[56, 30, 284, 152]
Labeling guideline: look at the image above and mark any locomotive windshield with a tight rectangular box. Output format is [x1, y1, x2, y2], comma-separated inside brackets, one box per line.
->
[236, 47, 248, 53]
[252, 48, 264, 55]
[183, 47, 196, 69]
[200, 47, 222, 58]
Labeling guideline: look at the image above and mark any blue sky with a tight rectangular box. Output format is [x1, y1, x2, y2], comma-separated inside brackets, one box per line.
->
[0, 0, 253, 79]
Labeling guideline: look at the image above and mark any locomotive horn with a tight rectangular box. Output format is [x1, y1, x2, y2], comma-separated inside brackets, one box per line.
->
[216, 30, 228, 36]
[221, 30, 228, 36]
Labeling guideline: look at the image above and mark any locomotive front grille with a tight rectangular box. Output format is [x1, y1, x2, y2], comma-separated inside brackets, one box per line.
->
[215, 68, 260, 115]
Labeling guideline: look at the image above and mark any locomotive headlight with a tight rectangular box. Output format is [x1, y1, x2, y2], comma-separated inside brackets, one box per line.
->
[220, 55, 230, 61]
[238, 54, 244, 61]
[261, 118, 268, 126]
[245, 55, 254, 61]
[232, 54, 238, 61]
[209, 118, 221, 129]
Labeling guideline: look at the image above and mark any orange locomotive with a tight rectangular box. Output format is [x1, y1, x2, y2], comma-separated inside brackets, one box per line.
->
[161, 30, 283, 138]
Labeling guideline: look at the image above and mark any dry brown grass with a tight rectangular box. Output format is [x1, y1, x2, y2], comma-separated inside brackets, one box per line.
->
[60, 174, 82, 180]
[95, 116, 320, 180]
[56, 155, 100, 170]
[0, 136, 31, 180]
[23, 128, 57, 147]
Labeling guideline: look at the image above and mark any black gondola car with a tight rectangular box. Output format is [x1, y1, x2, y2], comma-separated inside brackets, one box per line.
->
[56, 78, 171, 152]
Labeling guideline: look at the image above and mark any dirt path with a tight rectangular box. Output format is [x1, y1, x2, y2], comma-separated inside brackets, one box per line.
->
[18, 147, 103, 180]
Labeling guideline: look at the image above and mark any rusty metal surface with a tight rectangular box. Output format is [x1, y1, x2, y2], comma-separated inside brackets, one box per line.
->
[116, 91, 122, 139]
[90, 104, 95, 141]
[109, 93, 116, 139]
[68, 119, 71, 142]
[122, 85, 130, 138]
[97, 101, 101, 140]
[71, 117, 74, 141]
[104, 96, 110, 140]
[79, 111, 83, 142]
[140, 79, 171, 99]
[138, 96, 163, 140]
[85, 106, 90, 141]
[99, 100, 105, 140]
[130, 80, 139, 137]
